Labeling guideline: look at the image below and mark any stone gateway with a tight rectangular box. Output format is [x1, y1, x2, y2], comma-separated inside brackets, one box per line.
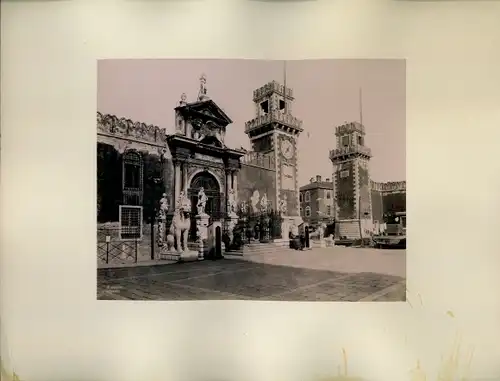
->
[97, 75, 303, 264]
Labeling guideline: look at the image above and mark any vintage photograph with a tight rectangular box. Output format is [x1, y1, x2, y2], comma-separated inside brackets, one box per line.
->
[97, 59, 406, 301]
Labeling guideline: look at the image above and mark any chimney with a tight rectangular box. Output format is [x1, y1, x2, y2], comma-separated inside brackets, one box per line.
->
[316, 175, 322, 182]
[310, 177, 314, 183]
[325, 178, 330, 182]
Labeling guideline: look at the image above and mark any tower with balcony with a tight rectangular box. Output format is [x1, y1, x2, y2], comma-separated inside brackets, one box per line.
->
[244, 80, 303, 224]
[329, 121, 373, 239]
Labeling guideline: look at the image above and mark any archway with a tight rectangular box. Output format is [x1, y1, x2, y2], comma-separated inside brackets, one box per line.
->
[188, 171, 222, 240]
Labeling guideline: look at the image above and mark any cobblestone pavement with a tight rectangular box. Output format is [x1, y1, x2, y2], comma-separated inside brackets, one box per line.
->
[97, 248, 406, 301]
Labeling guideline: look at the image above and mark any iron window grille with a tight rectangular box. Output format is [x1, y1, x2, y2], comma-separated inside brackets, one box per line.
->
[119, 205, 143, 241]
[122, 150, 143, 206]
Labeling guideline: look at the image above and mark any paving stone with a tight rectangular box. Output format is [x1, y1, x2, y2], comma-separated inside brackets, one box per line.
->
[97, 254, 406, 301]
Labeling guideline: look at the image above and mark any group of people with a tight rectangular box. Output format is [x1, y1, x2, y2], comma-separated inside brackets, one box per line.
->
[288, 221, 336, 250]
[289, 223, 308, 250]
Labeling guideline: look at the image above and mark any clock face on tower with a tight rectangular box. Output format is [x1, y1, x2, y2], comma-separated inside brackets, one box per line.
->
[281, 139, 294, 159]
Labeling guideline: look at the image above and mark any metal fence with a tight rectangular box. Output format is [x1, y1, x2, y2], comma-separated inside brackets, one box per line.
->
[97, 228, 139, 265]
[237, 209, 283, 243]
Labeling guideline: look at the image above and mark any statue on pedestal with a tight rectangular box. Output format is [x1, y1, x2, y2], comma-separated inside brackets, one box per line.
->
[159, 193, 169, 219]
[240, 201, 248, 214]
[260, 193, 269, 214]
[250, 190, 260, 214]
[157, 193, 169, 247]
[279, 194, 288, 215]
[197, 187, 208, 216]
[171, 191, 192, 253]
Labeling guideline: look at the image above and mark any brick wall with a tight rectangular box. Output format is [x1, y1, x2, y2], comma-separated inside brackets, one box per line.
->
[238, 163, 277, 211]
[336, 161, 356, 219]
[97, 142, 175, 224]
[358, 164, 371, 218]
[371, 189, 384, 222]
[300, 188, 318, 223]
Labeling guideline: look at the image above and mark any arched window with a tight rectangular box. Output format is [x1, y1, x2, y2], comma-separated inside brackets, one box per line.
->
[299, 193, 303, 202]
[326, 191, 331, 199]
[190, 172, 219, 192]
[122, 150, 143, 205]
[305, 191, 311, 202]
[305, 206, 311, 217]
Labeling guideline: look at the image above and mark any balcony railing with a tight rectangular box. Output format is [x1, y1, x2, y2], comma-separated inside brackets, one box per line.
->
[245, 111, 303, 133]
[329, 145, 372, 160]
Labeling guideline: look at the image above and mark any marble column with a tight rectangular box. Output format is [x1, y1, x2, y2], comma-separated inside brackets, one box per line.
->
[232, 171, 238, 196]
[225, 171, 231, 210]
[182, 163, 189, 191]
[174, 161, 181, 204]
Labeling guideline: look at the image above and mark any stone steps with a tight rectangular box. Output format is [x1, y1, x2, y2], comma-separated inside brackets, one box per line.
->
[243, 241, 294, 256]
[338, 220, 361, 240]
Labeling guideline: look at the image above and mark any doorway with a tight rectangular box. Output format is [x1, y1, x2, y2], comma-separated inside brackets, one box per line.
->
[187, 171, 222, 240]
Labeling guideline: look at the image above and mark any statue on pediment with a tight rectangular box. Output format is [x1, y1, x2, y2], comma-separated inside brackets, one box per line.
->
[179, 93, 187, 106]
[198, 74, 209, 101]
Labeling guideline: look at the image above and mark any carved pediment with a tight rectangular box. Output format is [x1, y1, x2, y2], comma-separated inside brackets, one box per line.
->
[178, 99, 232, 126]
[190, 119, 226, 148]
[199, 135, 224, 148]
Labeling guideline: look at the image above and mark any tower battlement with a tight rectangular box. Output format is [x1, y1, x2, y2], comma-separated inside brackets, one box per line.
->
[253, 80, 294, 102]
[335, 121, 365, 136]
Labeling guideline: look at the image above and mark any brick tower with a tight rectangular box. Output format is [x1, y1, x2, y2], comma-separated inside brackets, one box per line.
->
[329, 121, 373, 239]
[244, 80, 304, 228]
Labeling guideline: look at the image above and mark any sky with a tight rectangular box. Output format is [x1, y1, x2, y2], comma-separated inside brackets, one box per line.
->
[97, 59, 406, 186]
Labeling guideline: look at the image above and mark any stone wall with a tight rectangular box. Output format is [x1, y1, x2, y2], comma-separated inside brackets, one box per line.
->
[370, 189, 406, 222]
[382, 191, 406, 215]
[238, 163, 277, 211]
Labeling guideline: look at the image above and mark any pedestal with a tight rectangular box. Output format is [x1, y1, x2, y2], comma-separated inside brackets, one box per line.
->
[179, 250, 199, 262]
[261, 216, 270, 243]
[196, 213, 210, 260]
[207, 221, 224, 259]
[281, 217, 290, 240]
[225, 213, 239, 245]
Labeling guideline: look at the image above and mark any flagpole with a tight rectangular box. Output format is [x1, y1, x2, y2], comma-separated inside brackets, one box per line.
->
[283, 60, 287, 114]
[359, 87, 363, 126]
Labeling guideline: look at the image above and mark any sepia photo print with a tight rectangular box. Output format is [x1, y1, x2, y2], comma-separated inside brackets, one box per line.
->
[97, 59, 406, 301]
